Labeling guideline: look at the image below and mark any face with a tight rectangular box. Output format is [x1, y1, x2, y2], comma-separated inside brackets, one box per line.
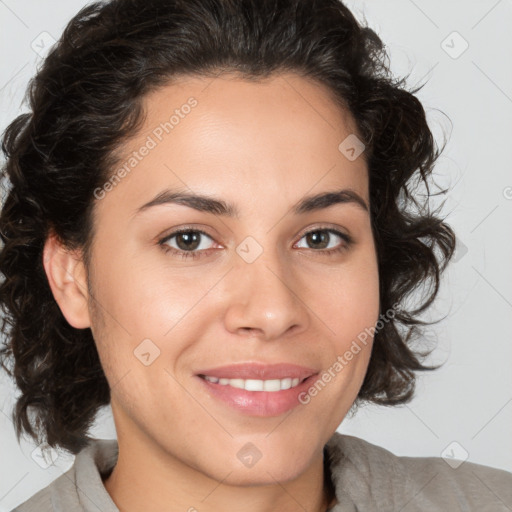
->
[77, 72, 379, 485]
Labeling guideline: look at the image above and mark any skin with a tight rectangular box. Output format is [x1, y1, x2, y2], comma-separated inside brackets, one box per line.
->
[44, 72, 380, 512]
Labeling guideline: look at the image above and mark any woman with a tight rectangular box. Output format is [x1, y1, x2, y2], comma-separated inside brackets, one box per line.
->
[1, 0, 511, 511]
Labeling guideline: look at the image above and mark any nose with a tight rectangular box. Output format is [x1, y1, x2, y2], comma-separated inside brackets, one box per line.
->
[222, 248, 310, 341]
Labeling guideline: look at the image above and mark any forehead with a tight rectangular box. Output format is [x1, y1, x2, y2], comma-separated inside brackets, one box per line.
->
[95, 72, 368, 221]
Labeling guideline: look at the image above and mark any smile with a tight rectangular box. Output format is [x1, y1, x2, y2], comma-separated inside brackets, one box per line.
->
[200, 375, 305, 392]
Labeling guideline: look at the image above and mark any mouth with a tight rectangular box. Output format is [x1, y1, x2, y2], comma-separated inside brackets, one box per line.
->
[197, 374, 310, 392]
[194, 361, 318, 382]
[194, 362, 320, 417]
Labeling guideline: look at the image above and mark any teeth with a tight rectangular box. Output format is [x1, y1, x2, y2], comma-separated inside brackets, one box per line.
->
[203, 375, 302, 391]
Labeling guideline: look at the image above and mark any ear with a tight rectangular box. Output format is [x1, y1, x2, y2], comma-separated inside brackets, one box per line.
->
[42, 231, 91, 329]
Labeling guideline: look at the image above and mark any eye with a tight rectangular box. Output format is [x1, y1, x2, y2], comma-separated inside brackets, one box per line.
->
[158, 229, 217, 260]
[294, 228, 352, 255]
[158, 226, 352, 261]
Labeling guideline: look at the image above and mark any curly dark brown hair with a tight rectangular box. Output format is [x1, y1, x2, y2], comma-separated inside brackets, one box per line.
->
[0, 0, 456, 456]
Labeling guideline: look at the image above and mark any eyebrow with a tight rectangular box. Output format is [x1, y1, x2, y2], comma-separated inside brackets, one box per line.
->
[133, 187, 369, 218]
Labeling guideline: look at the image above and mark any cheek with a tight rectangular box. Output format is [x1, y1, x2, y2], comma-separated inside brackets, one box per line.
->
[304, 248, 379, 407]
[312, 250, 380, 342]
[298, 257, 379, 418]
[87, 248, 224, 389]
[90, 241, 211, 337]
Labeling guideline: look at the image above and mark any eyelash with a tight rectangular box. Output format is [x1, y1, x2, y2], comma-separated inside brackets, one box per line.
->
[158, 227, 353, 260]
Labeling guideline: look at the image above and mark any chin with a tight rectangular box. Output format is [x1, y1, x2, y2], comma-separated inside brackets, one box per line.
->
[216, 449, 313, 487]
[221, 464, 307, 487]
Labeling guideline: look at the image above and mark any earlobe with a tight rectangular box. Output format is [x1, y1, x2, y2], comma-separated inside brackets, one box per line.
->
[42, 231, 91, 329]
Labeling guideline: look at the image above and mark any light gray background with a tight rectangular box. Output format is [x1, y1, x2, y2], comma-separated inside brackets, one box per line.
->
[1, 1, 511, 510]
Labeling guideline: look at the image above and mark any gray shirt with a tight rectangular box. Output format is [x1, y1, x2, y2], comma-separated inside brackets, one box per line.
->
[11, 432, 512, 511]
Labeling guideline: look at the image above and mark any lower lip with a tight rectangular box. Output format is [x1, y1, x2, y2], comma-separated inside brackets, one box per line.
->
[196, 374, 318, 416]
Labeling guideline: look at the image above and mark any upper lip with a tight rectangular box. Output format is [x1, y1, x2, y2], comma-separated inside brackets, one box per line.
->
[196, 363, 318, 381]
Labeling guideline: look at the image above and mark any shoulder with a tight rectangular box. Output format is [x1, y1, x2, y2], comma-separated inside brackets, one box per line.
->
[11, 466, 77, 512]
[11, 438, 119, 512]
[325, 432, 512, 511]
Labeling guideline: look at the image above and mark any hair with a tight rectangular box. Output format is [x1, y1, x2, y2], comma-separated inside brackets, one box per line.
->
[0, 0, 456, 455]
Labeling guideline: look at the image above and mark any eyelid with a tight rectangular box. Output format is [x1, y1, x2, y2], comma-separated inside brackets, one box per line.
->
[158, 226, 219, 247]
[294, 222, 351, 243]
[158, 222, 351, 246]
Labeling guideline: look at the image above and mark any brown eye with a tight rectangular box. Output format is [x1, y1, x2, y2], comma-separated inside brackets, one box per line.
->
[304, 231, 330, 249]
[174, 231, 202, 251]
[295, 229, 351, 252]
[159, 229, 216, 259]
